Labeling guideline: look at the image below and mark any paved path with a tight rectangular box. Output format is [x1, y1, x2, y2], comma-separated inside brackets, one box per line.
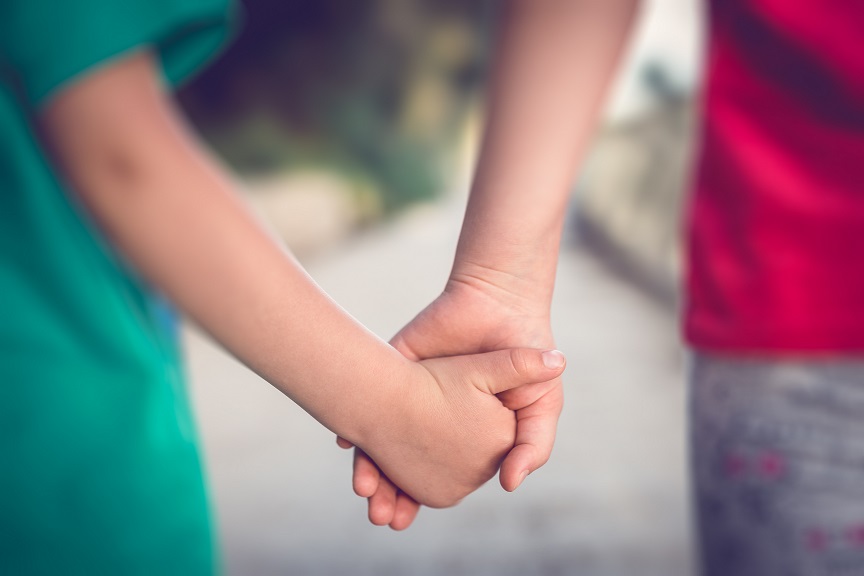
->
[184, 197, 693, 576]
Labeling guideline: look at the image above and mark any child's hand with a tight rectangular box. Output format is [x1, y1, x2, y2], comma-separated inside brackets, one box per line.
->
[353, 346, 564, 511]
[342, 0, 634, 528]
[339, 276, 562, 528]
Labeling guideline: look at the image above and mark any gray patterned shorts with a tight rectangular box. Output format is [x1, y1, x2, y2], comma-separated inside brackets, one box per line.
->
[691, 354, 864, 576]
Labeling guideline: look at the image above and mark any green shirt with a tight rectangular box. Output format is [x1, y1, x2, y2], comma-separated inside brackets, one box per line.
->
[0, 1, 234, 573]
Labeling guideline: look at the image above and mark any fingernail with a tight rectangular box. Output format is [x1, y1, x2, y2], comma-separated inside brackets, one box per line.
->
[542, 350, 565, 369]
[515, 470, 529, 489]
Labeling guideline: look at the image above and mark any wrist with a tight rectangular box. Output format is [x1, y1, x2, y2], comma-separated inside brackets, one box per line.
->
[451, 203, 562, 314]
[346, 356, 428, 452]
[447, 257, 555, 318]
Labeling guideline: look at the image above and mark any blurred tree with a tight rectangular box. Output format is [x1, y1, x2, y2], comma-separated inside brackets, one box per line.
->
[180, 0, 489, 212]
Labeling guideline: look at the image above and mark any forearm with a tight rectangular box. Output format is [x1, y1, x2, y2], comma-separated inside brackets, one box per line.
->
[40, 52, 407, 446]
[94, 146, 404, 442]
[454, 0, 640, 307]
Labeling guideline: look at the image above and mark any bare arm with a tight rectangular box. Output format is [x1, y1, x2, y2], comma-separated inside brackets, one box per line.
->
[40, 51, 405, 443]
[454, 0, 641, 308]
[38, 50, 566, 508]
[350, 0, 641, 529]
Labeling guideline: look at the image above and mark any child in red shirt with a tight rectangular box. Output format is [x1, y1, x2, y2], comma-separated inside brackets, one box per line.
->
[352, 2, 864, 573]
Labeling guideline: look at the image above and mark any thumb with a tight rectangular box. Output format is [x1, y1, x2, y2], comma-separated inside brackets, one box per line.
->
[465, 348, 566, 395]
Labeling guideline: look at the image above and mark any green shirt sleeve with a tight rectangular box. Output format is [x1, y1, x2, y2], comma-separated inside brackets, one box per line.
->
[0, 0, 237, 106]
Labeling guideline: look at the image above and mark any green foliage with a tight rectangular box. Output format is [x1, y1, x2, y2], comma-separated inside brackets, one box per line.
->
[180, 0, 487, 215]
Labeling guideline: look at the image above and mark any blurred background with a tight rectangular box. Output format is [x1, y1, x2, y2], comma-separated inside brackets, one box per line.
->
[179, 0, 703, 574]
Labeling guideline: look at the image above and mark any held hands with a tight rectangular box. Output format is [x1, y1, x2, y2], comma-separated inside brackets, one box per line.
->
[340, 272, 563, 529]
[351, 347, 565, 512]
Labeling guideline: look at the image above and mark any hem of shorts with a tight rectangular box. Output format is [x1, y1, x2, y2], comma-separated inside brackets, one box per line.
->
[684, 324, 864, 358]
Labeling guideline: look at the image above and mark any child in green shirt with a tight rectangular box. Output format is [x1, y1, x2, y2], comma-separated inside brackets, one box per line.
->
[0, 1, 565, 572]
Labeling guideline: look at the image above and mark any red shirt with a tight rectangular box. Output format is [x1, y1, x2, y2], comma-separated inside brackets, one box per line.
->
[685, 0, 864, 353]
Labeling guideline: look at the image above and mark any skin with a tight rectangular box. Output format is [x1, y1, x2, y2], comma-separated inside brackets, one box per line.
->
[343, 0, 642, 529]
[37, 50, 567, 509]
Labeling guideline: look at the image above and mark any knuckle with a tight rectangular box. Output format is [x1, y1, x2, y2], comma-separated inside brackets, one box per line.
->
[491, 413, 517, 454]
[508, 348, 532, 379]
